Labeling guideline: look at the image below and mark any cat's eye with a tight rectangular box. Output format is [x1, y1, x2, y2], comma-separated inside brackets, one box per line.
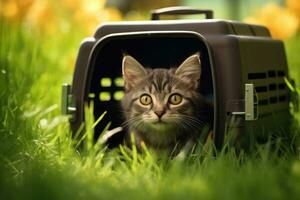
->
[140, 94, 152, 105]
[169, 94, 182, 105]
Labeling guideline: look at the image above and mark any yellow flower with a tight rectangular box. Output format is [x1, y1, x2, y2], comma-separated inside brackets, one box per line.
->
[62, 0, 83, 10]
[287, 0, 300, 20]
[99, 7, 122, 22]
[244, 3, 299, 40]
[72, 0, 122, 35]
[0, 0, 123, 35]
[1, 0, 18, 19]
[25, 1, 58, 34]
[81, 0, 106, 13]
[0, 0, 34, 22]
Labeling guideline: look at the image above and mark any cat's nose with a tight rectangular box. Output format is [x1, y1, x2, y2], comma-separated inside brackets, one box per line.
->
[154, 110, 165, 118]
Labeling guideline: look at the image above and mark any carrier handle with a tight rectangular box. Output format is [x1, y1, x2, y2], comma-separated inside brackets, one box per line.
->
[151, 6, 213, 20]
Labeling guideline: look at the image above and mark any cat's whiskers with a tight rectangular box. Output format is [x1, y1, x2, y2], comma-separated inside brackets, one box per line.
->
[121, 116, 142, 128]
[182, 120, 201, 131]
[171, 114, 206, 125]
[167, 114, 206, 132]
[132, 120, 145, 131]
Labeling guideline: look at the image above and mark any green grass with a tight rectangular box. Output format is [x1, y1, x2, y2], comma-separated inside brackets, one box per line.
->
[1, 22, 300, 200]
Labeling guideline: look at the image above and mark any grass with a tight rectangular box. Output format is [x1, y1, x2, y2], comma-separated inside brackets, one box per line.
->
[1, 21, 300, 200]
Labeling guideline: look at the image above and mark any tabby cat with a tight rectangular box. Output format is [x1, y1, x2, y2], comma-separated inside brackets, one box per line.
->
[121, 53, 213, 154]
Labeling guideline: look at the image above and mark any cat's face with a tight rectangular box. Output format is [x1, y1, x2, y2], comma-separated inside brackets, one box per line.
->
[121, 53, 203, 137]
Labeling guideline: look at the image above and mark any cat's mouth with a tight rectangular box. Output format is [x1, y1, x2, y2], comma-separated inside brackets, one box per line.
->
[153, 119, 166, 124]
[146, 120, 174, 131]
[152, 116, 169, 123]
[143, 116, 171, 125]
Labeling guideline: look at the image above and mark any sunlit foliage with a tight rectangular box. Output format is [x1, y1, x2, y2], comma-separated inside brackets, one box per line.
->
[244, 2, 299, 40]
[0, 0, 122, 35]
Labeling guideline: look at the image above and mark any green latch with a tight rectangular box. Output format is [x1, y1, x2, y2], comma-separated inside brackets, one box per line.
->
[61, 83, 76, 117]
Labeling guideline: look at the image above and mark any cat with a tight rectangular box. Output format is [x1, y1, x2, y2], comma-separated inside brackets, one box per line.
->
[121, 53, 213, 155]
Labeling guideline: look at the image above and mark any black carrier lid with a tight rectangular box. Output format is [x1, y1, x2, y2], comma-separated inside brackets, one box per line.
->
[94, 20, 271, 39]
[94, 6, 270, 39]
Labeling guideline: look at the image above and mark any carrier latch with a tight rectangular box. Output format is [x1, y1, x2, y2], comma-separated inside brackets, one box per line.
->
[230, 83, 258, 121]
[61, 83, 76, 117]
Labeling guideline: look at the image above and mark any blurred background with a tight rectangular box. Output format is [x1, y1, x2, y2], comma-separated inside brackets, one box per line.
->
[0, 0, 299, 106]
[0, 2, 300, 199]
[1, 0, 299, 39]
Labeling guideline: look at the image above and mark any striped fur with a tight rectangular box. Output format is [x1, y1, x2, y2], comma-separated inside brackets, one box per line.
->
[121, 53, 212, 153]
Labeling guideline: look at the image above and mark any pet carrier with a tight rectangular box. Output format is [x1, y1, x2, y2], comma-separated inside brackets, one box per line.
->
[62, 7, 298, 149]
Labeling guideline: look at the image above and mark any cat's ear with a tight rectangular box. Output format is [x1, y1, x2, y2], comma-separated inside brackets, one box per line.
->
[175, 53, 201, 88]
[122, 55, 147, 90]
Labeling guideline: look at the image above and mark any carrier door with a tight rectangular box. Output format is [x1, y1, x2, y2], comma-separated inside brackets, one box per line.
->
[82, 31, 216, 147]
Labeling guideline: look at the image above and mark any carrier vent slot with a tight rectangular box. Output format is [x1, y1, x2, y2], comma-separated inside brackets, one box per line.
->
[88, 93, 95, 98]
[99, 92, 111, 101]
[247, 70, 288, 111]
[99, 91, 125, 102]
[268, 70, 276, 77]
[248, 72, 267, 80]
[279, 95, 287, 102]
[277, 71, 285, 77]
[258, 99, 269, 105]
[114, 77, 124, 87]
[278, 83, 286, 90]
[255, 86, 267, 93]
[100, 77, 124, 88]
[100, 78, 112, 87]
[269, 83, 277, 91]
[269, 96, 278, 104]
[114, 91, 124, 100]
